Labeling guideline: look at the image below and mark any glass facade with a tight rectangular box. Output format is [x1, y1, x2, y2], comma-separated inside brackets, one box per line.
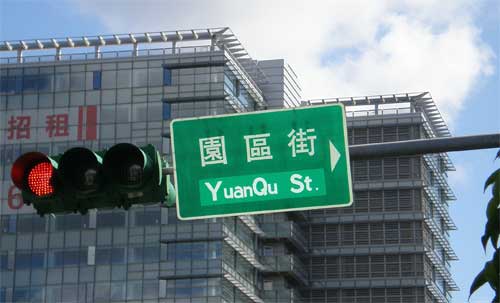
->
[0, 29, 455, 303]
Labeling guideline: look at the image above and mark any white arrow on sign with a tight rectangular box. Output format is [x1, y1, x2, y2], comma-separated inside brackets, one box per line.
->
[329, 140, 340, 172]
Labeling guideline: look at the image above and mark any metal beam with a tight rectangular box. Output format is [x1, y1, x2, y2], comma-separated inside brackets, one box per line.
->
[349, 133, 500, 160]
[162, 133, 500, 174]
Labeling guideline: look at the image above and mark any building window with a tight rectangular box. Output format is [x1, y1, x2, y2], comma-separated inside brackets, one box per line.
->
[94, 283, 111, 302]
[1, 215, 16, 233]
[263, 280, 273, 290]
[97, 212, 126, 228]
[263, 246, 273, 256]
[135, 209, 160, 226]
[163, 103, 171, 120]
[163, 68, 172, 86]
[17, 215, 46, 233]
[133, 69, 148, 87]
[95, 247, 125, 264]
[31, 252, 46, 268]
[143, 280, 159, 300]
[70, 73, 85, 91]
[234, 79, 240, 97]
[0, 253, 8, 270]
[54, 213, 90, 231]
[110, 282, 126, 300]
[0, 76, 22, 94]
[12, 287, 30, 302]
[163, 278, 221, 298]
[15, 252, 32, 269]
[166, 242, 220, 260]
[23, 75, 39, 91]
[129, 246, 159, 263]
[93, 71, 102, 90]
[127, 281, 143, 300]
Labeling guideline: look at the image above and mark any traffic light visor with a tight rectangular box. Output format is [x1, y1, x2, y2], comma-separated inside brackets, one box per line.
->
[11, 152, 56, 197]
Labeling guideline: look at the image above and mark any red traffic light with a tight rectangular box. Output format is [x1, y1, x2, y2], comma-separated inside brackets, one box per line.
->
[11, 152, 56, 197]
[28, 162, 55, 196]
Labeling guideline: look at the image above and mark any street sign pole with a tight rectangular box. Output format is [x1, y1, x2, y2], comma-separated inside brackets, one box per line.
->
[171, 104, 352, 220]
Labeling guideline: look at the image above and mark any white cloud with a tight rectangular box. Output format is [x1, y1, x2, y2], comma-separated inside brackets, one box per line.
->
[74, 0, 494, 125]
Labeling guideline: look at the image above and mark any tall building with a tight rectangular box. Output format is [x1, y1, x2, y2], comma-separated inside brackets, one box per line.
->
[0, 28, 456, 302]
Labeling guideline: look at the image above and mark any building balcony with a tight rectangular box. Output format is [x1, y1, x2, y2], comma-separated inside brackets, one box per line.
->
[222, 224, 266, 270]
[424, 248, 459, 291]
[426, 281, 450, 303]
[423, 155, 456, 200]
[424, 187, 457, 231]
[222, 261, 264, 303]
[262, 255, 308, 285]
[423, 217, 458, 260]
[222, 47, 265, 108]
[239, 215, 265, 235]
[260, 221, 307, 252]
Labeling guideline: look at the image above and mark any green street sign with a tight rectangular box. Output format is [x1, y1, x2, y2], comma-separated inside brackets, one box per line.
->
[171, 104, 352, 220]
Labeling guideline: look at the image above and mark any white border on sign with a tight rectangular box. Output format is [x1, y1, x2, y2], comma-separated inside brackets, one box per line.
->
[170, 103, 353, 220]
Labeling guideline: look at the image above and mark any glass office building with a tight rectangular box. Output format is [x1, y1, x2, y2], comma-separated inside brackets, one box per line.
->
[0, 28, 456, 302]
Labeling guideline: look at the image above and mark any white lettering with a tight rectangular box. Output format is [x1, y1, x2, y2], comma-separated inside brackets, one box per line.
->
[243, 186, 254, 198]
[268, 183, 278, 195]
[224, 188, 233, 199]
[234, 186, 244, 198]
[304, 176, 313, 191]
[253, 177, 268, 196]
[205, 181, 222, 202]
[205, 177, 280, 202]
[290, 174, 305, 194]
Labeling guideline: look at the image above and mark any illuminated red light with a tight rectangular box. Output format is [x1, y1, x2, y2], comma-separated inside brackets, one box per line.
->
[28, 162, 54, 196]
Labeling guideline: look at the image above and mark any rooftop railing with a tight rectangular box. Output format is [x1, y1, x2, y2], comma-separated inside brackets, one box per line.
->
[0, 45, 221, 64]
[345, 106, 414, 118]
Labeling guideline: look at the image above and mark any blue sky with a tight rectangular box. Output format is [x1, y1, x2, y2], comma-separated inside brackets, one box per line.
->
[1, 0, 499, 301]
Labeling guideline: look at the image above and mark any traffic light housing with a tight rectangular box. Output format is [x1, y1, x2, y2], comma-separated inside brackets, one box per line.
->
[11, 143, 175, 216]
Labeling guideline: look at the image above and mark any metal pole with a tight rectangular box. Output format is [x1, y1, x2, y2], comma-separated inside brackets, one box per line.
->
[164, 167, 174, 175]
[163, 133, 500, 174]
[349, 133, 500, 160]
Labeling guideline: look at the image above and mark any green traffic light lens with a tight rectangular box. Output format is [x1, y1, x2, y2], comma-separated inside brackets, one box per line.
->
[128, 164, 143, 183]
[103, 143, 152, 187]
[59, 148, 102, 192]
[83, 168, 99, 187]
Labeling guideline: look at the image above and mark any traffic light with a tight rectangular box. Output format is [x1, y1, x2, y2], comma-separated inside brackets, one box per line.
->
[11, 143, 175, 216]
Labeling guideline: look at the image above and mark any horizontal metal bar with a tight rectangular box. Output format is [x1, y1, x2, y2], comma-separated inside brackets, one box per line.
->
[163, 133, 500, 174]
[163, 167, 174, 175]
[349, 133, 500, 160]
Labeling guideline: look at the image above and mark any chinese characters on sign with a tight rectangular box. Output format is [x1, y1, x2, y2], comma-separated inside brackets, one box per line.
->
[9, 113, 70, 139]
[46, 114, 69, 138]
[2, 106, 97, 143]
[200, 129, 317, 166]
[199, 136, 227, 167]
[7, 115, 31, 140]
[244, 133, 272, 162]
[288, 128, 317, 157]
